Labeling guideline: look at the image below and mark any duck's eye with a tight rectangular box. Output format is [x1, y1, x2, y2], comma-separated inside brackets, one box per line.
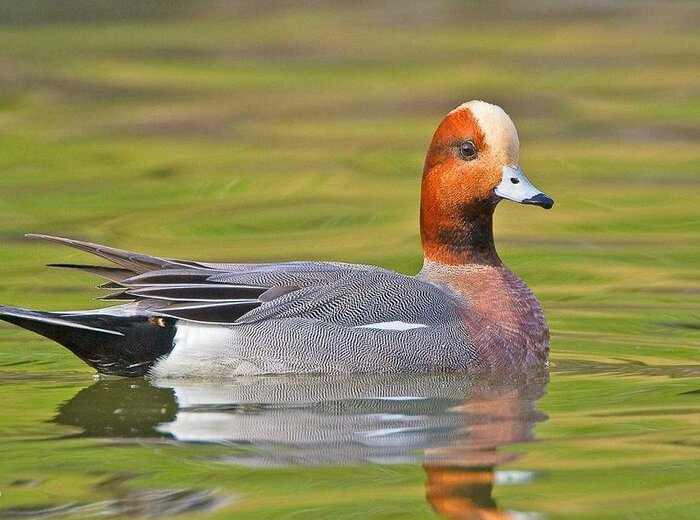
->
[459, 140, 478, 161]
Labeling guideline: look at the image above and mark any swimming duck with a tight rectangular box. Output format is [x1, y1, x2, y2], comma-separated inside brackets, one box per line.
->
[0, 101, 553, 377]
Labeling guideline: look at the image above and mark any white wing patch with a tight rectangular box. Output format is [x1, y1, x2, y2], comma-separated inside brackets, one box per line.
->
[355, 321, 428, 331]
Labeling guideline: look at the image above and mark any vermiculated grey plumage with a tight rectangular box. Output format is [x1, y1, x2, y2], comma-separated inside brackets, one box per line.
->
[0, 234, 541, 377]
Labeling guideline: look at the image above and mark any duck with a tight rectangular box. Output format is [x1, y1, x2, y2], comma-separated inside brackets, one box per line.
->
[0, 100, 553, 378]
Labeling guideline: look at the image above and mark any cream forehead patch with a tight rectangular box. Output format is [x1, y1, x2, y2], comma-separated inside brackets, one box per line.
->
[453, 101, 520, 165]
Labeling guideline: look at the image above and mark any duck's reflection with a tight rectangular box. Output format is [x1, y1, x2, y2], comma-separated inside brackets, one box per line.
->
[54, 371, 548, 519]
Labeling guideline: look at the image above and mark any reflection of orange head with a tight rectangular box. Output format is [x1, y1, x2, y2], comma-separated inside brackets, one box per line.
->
[423, 372, 548, 519]
[420, 101, 521, 266]
[425, 463, 513, 520]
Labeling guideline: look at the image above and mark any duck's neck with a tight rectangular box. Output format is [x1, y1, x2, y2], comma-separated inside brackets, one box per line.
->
[420, 197, 502, 267]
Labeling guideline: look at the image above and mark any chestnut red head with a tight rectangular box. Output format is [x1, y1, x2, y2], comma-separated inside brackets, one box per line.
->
[420, 101, 553, 265]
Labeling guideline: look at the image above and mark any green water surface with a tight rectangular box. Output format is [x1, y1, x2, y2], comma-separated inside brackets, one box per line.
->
[0, 2, 698, 519]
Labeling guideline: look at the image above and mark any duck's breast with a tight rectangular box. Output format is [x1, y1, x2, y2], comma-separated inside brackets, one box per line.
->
[420, 264, 549, 369]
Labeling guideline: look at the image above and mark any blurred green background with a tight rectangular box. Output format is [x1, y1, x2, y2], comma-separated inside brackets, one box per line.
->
[0, 2, 698, 518]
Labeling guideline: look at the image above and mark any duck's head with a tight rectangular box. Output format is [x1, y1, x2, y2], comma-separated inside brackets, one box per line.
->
[420, 101, 553, 266]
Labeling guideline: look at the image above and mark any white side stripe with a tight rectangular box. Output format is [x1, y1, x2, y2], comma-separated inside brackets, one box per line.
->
[355, 321, 428, 331]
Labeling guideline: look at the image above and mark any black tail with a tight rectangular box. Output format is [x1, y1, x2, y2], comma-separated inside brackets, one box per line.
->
[0, 305, 176, 376]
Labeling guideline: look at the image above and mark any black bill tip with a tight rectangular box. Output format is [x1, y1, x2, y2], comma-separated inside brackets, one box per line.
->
[522, 193, 554, 210]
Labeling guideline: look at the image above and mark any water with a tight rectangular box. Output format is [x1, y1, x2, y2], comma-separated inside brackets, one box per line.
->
[1, 360, 697, 518]
[2, 371, 550, 518]
[0, 1, 698, 518]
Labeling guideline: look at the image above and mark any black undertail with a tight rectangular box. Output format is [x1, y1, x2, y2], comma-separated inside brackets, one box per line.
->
[0, 306, 176, 376]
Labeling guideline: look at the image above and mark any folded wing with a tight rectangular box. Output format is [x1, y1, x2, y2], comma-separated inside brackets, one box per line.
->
[29, 234, 376, 325]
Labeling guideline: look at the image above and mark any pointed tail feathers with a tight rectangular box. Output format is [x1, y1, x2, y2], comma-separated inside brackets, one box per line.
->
[0, 305, 176, 376]
[27, 234, 204, 273]
[46, 263, 136, 283]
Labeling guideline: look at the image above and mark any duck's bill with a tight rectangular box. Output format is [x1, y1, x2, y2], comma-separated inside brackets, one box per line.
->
[495, 166, 554, 209]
